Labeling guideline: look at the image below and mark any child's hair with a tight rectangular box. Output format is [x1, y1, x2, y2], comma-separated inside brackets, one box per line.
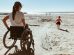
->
[12, 1, 22, 20]
[58, 16, 61, 18]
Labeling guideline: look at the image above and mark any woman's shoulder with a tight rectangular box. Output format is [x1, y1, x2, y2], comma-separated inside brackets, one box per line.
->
[17, 11, 24, 15]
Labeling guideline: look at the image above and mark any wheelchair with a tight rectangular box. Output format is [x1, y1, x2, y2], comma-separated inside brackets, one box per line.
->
[3, 24, 34, 55]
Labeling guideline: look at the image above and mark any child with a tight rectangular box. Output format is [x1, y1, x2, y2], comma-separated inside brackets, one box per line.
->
[55, 16, 62, 29]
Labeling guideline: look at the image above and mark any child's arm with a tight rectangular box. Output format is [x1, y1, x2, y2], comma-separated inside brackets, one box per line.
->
[60, 19, 62, 22]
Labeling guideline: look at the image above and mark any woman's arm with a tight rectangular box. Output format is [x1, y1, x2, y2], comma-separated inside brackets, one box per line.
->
[22, 18, 26, 27]
[21, 12, 26, 27]
[2, 15, 9, 30]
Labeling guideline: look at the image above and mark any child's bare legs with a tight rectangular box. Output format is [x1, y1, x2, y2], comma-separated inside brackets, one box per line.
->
[57, 25, 60, 29]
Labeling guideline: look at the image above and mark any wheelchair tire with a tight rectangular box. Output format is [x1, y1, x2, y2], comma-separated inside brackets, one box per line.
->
[28, 48, 34, 55]
[20, 29, 32, 51]
[3, 30, 17, 48]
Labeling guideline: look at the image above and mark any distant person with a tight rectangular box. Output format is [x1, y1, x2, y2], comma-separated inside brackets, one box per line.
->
[55, 16, 62, 29]
[2, 1, 27, 39]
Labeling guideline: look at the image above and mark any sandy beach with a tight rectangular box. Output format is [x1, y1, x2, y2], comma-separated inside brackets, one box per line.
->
[0, 13, 74, 55]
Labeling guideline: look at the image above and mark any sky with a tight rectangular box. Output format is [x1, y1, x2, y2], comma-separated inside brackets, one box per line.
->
[0, 0, 74, 13]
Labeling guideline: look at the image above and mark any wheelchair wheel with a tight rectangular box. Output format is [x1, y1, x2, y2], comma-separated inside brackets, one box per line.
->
[20, 29, 32, 51]
[27, 48, 34, 55]
[3, 30, 17, 48]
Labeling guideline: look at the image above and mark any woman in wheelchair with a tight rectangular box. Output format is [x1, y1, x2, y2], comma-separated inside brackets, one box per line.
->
[2, 1, 27, 39]
[2, 2, 34, 55]
[2, 1, 34, 49]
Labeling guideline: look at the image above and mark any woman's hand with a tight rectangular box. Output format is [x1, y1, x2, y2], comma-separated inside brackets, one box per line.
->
[7, 27, 10, 31]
